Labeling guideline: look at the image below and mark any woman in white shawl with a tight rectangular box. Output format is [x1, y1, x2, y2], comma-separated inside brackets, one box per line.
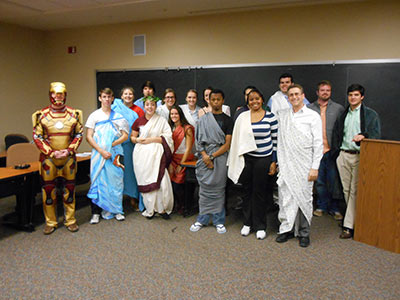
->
[156, 88, 177, 120]
[131, 96, 174, 219]
[227, 88, 278, 240]
[180, 89, 201, 127]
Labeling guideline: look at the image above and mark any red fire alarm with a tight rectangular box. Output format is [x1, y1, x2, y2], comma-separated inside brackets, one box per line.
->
[68, 46, 77, 54]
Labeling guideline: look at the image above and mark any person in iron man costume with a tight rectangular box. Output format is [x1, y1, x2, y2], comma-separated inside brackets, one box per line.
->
[32, 82, 83, 234]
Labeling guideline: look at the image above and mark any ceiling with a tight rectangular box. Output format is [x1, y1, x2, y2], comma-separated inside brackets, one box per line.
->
[0, 0, 362, 31]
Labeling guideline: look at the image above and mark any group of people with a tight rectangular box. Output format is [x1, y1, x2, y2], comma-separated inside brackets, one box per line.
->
[32, 75, 381, 248]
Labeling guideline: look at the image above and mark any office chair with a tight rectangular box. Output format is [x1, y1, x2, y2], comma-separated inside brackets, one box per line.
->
[6, 143, 40, 167]
[5, 134, 30, 150]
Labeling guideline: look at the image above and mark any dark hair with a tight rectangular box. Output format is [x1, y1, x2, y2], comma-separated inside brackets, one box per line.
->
[246, 88, 265, 104]
[279, 73, 294, 83]
[203, 86, 213, 96]
[347, 84, 365, 96]
[120, 86, 135, 97]
[243, 85, 257, 95]
[162, 88, 177, 106]
[317, 80, 332, 90]
[168, 105, 190, 129]
[202, 86, 213, 105]
[141, 80, 155, 93]
[287, 83, 304, 94]
[163, 88, 176, 99]
[99, 88, 114, 97]
[210, 89, 225, 99]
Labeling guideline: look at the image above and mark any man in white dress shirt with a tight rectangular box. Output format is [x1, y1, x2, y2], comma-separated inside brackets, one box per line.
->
[267, 73, 309, 115]
[275, 84, 323, 247]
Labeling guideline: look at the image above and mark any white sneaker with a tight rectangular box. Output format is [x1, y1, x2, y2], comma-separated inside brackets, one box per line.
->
[115, 213, 125, 221]
[190, 222, 203, 232]
[216, 224, 227, 234]
[90, 214, 100, 224]
[101, 211, 113, 220]
[241, 225, 251, 236]
[256, 230, 266, 240]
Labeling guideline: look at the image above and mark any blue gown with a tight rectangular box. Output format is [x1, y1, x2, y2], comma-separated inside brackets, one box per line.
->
[111, 99, 144, 210]
[87, 111, 125, 216]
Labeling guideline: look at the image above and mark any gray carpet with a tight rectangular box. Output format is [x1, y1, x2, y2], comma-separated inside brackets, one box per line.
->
[0, 188, 399, 299]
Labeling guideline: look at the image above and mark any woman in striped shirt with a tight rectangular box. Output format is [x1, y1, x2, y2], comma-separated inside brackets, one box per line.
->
[228, 88, 278, 240]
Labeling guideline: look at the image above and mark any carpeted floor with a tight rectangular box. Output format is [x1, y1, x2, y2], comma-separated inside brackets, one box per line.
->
[0, 187, 399, 299]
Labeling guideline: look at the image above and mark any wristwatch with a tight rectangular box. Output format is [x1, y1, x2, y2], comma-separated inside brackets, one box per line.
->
[209, 154, 215, 161]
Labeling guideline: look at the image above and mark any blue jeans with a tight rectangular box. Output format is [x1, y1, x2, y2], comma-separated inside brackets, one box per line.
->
[315, 152, 339, 213]
[197, 209, 225, 226]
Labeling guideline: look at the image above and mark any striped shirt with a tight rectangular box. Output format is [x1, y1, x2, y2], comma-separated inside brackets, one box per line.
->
[248, 111, 278, 161]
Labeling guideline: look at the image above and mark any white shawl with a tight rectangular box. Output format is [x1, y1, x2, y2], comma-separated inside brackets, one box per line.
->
[227, 110, 257, 184]
[180, 104, 198, 127]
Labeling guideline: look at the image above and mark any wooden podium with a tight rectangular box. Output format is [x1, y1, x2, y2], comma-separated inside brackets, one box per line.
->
[354, 139, 400, 253]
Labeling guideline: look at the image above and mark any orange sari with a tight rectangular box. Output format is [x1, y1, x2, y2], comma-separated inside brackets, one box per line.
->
[170, 124, 194, 184]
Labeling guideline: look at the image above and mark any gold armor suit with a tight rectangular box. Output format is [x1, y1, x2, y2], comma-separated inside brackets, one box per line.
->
[32, 83, 83, 229]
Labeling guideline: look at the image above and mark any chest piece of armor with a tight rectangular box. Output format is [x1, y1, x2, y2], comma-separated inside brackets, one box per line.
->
[55, 121, 64, 130]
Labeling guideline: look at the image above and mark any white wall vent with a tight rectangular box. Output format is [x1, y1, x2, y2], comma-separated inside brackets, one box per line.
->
[133, 34, 146, 56]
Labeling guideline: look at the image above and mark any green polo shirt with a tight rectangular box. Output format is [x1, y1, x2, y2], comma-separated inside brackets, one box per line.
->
[341, 104, 361, 151]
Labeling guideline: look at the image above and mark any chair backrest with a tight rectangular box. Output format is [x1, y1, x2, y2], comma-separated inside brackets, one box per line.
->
[5, 134, 30, 150]
[6, 143, 40, 167]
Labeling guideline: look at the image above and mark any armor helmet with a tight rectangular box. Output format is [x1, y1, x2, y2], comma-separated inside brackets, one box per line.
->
[49, 82, 67, 108]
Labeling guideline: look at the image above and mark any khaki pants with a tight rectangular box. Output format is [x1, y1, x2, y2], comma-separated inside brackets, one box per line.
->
[336, 151, 360, 229]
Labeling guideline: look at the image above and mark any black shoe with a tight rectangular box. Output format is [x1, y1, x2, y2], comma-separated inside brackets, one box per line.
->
[299, 237, 310, 248]
[339, 228, 353, 239]
[275, 232, 294, 243]
[160, 213, 170, 220]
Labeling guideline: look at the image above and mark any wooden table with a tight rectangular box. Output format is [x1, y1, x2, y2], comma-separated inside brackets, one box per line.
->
[0, 162, 39, 231]
[0, 156, 91, 232]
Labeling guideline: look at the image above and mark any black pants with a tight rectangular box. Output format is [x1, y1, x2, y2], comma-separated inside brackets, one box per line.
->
[91, 202, 102, 215]
[172, 182, 185, 212]
[239, 154, 274, 231]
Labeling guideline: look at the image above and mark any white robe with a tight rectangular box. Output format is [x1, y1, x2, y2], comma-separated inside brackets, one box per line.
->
[133, 114, 174, 216]
[276, 108, 316, 234]
[227, 111, 257, 184]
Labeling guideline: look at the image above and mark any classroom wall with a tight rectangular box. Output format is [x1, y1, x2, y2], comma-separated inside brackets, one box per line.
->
[0, 23, 46, 151]
[1, 0, 399, 151]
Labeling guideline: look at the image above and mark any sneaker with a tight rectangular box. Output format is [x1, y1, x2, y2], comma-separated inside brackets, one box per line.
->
[190, 222, 203, 232]
[256, 230, 266, 240]
[216, 224, 227, 234]
[90, 214, 100, 224]
[333, 212, 343, 221]
[102, 211, 113, 220]
[313, 209, 324, 217]
[115, 213, 125, 221]
[240, 225, 251, 236]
